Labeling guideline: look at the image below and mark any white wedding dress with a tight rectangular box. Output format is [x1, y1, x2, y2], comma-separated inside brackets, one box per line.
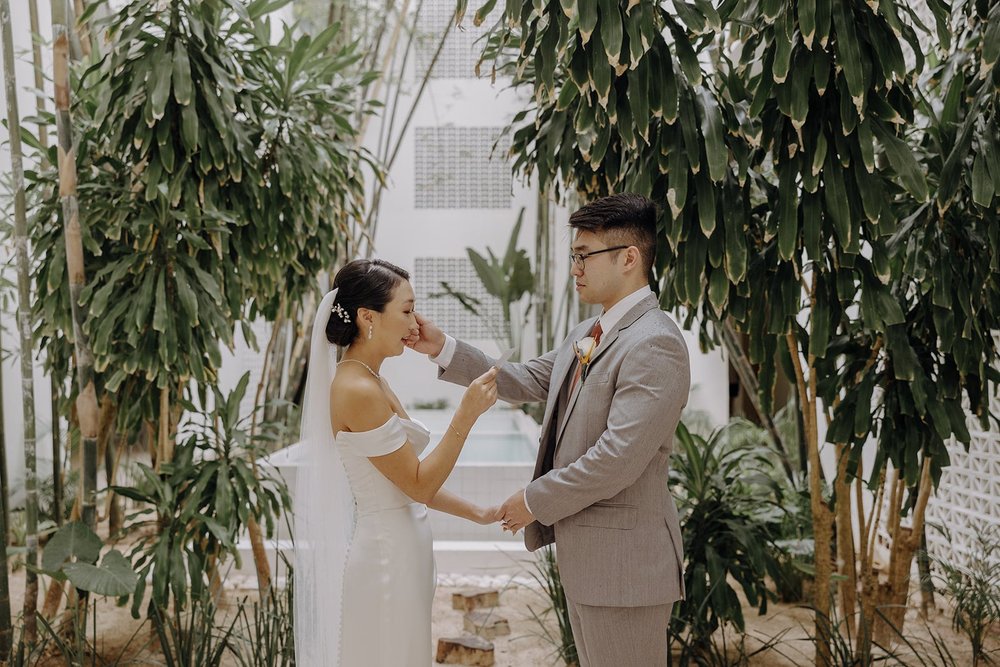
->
[336, 415, 435, 666]
[293, 288, 436, 667]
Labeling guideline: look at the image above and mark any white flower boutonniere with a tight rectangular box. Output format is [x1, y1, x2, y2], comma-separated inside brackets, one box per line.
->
[573, 336, 598, 383]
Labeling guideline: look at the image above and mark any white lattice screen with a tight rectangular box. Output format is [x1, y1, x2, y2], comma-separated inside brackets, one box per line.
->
[414, 257, 508, 340]
[925, 385, 1000, 563]
[414, 127, 512, 209]
[414, 0, 500, 79]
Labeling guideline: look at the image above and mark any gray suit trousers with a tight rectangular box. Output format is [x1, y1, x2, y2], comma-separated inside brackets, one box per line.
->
[567, 596, 671, 667]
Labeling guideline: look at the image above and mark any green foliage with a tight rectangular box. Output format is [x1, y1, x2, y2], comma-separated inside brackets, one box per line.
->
[669, 420, 785, 649]
[521, 545, 577, 667]
[231, 565, 295, 667]
[926, 525, 1000, 667]
[150, 584, 241, 667]
[113, 374, 290, 616]
[478, 0, 1000, 507]
[39, 521, 138, 597]
[27, 0, 374, 432]
[434, 207, 535, 355]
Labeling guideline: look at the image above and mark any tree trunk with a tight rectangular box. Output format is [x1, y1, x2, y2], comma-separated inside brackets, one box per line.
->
[51, 0, 101, 532]
[3, 0, 41, 644]
[874, 459, 933, 643]
[834, 443, 858, 641]
[917, 525, 935, 618]
[786, 332, 833, 667]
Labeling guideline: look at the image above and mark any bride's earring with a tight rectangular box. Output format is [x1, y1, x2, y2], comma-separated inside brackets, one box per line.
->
[368, 325, 374, 340]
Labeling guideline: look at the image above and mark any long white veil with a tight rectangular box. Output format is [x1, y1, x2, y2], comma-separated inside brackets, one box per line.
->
[293, 288, 353, 666]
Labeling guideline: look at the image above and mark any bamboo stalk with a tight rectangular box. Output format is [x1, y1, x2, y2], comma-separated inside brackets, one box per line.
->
[3, 0, 41, 644]
[28, 0, 47, 155]
[0, 320, 7, 545]
[51, 0, 100, 532]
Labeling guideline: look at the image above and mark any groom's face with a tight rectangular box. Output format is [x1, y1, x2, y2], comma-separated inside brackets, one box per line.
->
[571, 230, 624, 306]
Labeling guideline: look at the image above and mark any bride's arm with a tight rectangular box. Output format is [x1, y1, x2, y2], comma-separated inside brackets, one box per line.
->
[427, 489, 499, 525]
[338, 369, 497, 504]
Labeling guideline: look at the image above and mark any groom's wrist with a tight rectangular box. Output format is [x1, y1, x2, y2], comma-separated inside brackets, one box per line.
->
[430, 335, 457, 367]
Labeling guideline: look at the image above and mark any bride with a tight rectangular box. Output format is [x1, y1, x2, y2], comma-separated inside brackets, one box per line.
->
[293, 258, 499, 666]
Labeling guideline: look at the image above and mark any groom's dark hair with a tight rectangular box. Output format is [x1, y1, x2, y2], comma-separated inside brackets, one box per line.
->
[569, 193, 658, 275]
[327, 258, 410, 346]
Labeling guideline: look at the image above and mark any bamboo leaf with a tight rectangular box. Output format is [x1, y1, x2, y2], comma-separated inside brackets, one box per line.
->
[777, 165, 799, 260]
[579, 0, 598, 43]
[799, 0, 817, 49]
[698, 89, 727, 183]
[599, 0, 623, 67]
[972, 150, 995, 207]
[149, 48, 173, 121]
[171, 47, 192, 106]
[832, 0, 864, 112]
[872, 120, 928, 202]
[153, 269, 168, 333]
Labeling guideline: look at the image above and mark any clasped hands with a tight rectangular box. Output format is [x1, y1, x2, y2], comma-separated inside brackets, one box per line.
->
[483, 489, 535, 535]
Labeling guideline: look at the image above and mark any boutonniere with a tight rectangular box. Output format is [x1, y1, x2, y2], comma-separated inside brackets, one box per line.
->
[573, 336, 598, 383]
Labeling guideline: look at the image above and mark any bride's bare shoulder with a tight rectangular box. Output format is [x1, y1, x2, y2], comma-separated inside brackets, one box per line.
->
[330, 367, 392, 431]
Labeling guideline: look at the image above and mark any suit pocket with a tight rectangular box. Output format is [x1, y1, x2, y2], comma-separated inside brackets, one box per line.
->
[582, 371, 610, 385]
[573, 502, 637, 530]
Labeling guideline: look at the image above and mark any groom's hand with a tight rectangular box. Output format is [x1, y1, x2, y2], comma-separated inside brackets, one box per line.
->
[499, 488, 534, 534]
[408, 312, 446, 356]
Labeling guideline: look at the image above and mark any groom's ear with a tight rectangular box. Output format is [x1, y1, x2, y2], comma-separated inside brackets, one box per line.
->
[622, 246, 642, 272]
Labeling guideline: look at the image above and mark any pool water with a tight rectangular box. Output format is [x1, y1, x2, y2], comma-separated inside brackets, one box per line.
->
[409, 408, 538, 464]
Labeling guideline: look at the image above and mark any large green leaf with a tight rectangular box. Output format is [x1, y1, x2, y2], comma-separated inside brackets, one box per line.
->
[63, 550, 139, 597]
[41, 522, 103, 573]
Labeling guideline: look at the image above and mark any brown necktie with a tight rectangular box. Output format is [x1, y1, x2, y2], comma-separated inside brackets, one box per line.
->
[569, 320, 603, 395]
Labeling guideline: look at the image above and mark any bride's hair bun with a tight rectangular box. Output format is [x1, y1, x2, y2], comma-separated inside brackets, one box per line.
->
[326, 259, 410, 347]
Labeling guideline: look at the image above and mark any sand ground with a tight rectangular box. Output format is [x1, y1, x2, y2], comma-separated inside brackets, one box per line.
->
[3, 561, 994, 666]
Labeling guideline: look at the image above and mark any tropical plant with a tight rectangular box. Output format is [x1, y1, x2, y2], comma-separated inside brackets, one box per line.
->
[150, 583, 242, 667]
[114, 375, 290, 618]
[669, 420, 785, 660]
[474, 0, 1000, 661]
[231, 564, 295, 667]
[521, 545, 578, 667]
[435, 207, 535, 359]
[34, 521, 140, 664]
[926, 525, 1000, 667]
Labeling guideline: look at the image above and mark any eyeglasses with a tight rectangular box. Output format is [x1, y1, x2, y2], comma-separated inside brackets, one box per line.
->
[569, 246, 628, 269]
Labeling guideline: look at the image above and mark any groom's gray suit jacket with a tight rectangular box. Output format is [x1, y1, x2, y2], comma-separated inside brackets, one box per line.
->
[440, 294, 690, 608]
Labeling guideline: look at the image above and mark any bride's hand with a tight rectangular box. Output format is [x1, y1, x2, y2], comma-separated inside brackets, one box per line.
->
[459, 367, 498, 419]
[474, 505, 502, 525]
[408, 313, 446, 356]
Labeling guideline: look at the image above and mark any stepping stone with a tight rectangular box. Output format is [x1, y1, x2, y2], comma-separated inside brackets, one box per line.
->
[451, 588, 499, 612]
[463, 609, 510, 639]
[435, 635, 495, 665]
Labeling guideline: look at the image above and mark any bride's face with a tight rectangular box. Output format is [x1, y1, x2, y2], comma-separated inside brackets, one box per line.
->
[374, 280, 419, 356]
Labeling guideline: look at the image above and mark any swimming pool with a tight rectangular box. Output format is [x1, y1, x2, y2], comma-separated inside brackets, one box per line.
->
[409, 408, 538, 465]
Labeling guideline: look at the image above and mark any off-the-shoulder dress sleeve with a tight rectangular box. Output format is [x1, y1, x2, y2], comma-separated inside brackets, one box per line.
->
[336, 414, 407, 457]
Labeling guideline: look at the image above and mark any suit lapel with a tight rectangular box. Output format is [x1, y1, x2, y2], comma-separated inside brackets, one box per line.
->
[532, 318, 598, 480]
[555, 295, 658, 447]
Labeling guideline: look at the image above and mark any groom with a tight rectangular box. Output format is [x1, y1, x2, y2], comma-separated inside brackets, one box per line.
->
[414, 193, 690, 666]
